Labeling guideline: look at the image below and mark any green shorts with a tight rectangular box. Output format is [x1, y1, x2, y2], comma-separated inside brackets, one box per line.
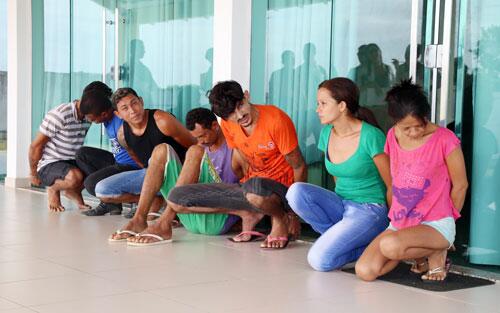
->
[159, 148, 234, 235]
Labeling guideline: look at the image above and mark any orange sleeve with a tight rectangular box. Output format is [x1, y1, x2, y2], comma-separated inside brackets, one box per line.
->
[220, 120, 236, 148]
[272, 108, 299, 156]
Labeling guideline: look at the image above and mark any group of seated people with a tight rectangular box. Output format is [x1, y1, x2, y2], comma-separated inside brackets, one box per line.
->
[28, 77, 468, 283]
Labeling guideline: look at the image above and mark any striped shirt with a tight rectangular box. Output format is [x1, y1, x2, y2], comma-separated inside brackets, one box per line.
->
[37, 101, 91, 171]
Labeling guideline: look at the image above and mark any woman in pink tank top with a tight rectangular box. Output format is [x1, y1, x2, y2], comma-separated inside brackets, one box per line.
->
[355, 80, 468, 282]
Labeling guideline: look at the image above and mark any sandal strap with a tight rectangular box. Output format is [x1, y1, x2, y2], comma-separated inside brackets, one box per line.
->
[234, 231, 266, 239]
[426, 266, 445, 275]
[135, 233, 165, 241]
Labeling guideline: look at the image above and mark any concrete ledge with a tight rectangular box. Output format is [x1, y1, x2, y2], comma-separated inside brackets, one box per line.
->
[4, 176, 31, 188]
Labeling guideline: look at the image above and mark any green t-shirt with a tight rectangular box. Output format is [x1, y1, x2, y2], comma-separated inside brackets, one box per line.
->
[318, 121, 387, 204]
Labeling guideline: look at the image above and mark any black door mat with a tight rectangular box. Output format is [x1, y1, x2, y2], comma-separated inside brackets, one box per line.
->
[342, 263, 495, 292]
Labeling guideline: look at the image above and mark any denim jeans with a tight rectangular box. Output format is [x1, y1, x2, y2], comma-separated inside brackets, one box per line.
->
[286, 182, 388, 271]
[95, 168, 147, 198]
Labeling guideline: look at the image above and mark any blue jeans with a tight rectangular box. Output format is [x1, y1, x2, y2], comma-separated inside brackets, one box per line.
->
[286, 182, 388, 271]
[95, 168, 147, 198]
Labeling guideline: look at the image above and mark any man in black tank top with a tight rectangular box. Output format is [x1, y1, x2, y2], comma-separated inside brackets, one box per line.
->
[92, 88, 196, 223]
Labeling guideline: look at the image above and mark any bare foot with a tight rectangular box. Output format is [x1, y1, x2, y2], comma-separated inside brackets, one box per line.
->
[232, 211, 264, 242]
[421, 249, 448, 281]
[47, 187, 65, 212]
[410, 257, 428, 274]
[261, 214, 289, 249]
[63, 190, 90, 210]
[128, 217, 173, 244]
[109, 217, 148, 241]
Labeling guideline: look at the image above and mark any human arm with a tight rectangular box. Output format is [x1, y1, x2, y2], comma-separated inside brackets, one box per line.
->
[117, 125, 144, 168]
[231, 148, 248, 180]
[285, 147, 308, 183]
[154, 110, 196, 148]
[28, 133, 51, 186]
[446, 147, 468, 212]
[373, 153, 392, 208]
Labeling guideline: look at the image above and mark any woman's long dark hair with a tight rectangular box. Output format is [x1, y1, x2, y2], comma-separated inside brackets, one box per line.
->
[318, 77, 380, 128]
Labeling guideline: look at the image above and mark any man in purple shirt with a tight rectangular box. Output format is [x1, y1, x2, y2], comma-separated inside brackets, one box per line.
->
[110, 108, 264, 244]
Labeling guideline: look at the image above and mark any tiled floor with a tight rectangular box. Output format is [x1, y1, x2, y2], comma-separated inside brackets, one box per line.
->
[0, 185, 498, 313]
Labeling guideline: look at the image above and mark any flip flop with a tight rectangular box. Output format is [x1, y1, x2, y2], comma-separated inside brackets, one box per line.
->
[421, 266, 449, 283]
[410, 257, 451, 275]
[260, 235, 290, 250]
[147, 212, 162, 221]
[227, 231, 267, 243]
[108, 230, 138, 242]
[127, 233, 173, 247]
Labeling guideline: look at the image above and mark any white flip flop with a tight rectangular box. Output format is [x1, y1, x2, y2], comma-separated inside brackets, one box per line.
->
[108, 230, 138, 242]
[127, 233, 173, 246]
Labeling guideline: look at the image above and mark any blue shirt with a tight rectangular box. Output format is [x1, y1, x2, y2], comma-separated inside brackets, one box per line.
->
[104, 115, 138, 167]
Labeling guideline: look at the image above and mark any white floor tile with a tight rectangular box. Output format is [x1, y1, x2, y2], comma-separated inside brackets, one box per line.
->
[0, 297, 20, 310]
[31, 292, 206, 313]
[0, 273, 131, 306]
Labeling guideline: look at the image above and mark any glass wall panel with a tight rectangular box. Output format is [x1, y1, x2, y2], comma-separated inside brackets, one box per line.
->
[0, 0, 6, 178]
[118, 0, 214, 124]
[32, 0, 112, 148]
[31, 0, 71, 135]
[251, 0, 414, 186]
[455, 0, 500, 267]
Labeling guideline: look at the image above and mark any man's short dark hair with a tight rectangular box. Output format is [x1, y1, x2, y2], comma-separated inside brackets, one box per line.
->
[185, 108, 217, 131]
[111, 87, 139, 109]
[80, 90, 113, 116]
[82, 81, 112, 98]
[208, 80, 244, 119]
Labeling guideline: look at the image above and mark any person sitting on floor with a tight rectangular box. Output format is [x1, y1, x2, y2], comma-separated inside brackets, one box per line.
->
[75, 85, 140, 216]
[166, 80, 307, 249]
[29, 81, 109, 212]
[286, 77, 391, 271]
[113, 107, 264, 244]
[94, 87, 196, 221]
[355, 80, 468, 282]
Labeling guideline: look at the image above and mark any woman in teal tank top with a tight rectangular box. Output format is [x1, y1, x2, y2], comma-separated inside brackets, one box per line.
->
[286, 77, 391, 271]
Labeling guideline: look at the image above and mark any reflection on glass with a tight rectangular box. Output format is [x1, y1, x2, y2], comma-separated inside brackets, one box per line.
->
[392, 44, 424, 83]
[348, 43, 394, 131]
[462, 1, 500, 265]
[128, 39, 161, 108]
[72, 0, 108, 148]
[265, 0, 332, 185]
[261, 0, 413, 186]
[119, 0, 214, 124]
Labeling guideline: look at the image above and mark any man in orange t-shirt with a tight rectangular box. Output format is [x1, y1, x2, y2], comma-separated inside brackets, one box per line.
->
[168, 80, 307, 249]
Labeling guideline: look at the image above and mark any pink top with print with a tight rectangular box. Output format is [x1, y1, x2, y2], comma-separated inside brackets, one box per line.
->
[385, 127, 461, 229]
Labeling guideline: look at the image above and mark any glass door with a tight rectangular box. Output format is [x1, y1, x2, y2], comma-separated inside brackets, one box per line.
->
[452, 0, 500, 270]
[114, 0, 214, 123]
[71, 0, 116, 148]
[0, 0, 6, 179]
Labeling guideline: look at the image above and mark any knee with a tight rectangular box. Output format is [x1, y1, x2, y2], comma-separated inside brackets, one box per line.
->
[95, 180, 114, 198]
[285, 182, 308, 212]
[151, 144, 169, 164]
[355, 261, 378, 282]
[307, 246, 338, 272]
[66, 169, 84, 188]
[379, 235, 403, 260]
[245, 192, 265, 209]
[185, 145, 204, 161]
[83, 175, 98, 196]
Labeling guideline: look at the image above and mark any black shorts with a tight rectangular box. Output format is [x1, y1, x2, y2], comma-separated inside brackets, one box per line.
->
[37, 160, 78, 187]
[167, 177, 290, 213]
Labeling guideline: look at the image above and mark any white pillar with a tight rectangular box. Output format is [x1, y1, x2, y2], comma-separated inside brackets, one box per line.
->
[212, 0, 252, 90]
[5, 0, 32, 188]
